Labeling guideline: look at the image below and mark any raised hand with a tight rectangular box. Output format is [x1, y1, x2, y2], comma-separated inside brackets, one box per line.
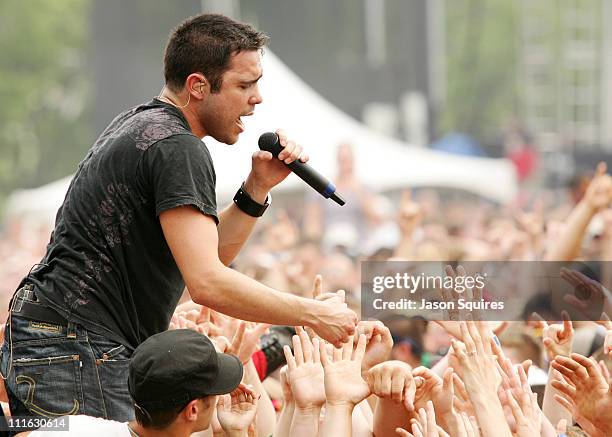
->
[411, 367, 445, 415]
[311, 274, 345, 305]
[211, 310, 241, 340]
[282, 327, 325, 411]
[227, 320, 271, 364]
[502, 365, 541, 437]
[532, 311, 573, 359]
[395, 400, 451, 437]
[412, 367, 465, 434]
[394, 189, 424, 258]
[514, 200, 544, 241]
[435, 265, 487, 339]
[274, 365, 295, 437]
[211, 405, 226, 437]
[356, 320, 394, 372]
[418, 369, 479, 436]
[439, 265, 463, 323]
[583, 162, 612, 212]
[598, 358, 611, 382]
[262, 209, 300, 251]
[397, 189, 423, 236]
[450, 373, 476, 420]
[279, 365, 293, 404]
[551, 353, 612, 436]
[449, 321, 499, 395]
[366, 360, 415, 411]
[496, 353, 531, 413]
[170, 306, 226, 337]
[211, 335, 231, 353]
[560, 267, 612, 318]
[320, 333, 370, 406]
[448, 321, 511, 437]
[457, 412, 481, 437]
[216, 384, 258, 436]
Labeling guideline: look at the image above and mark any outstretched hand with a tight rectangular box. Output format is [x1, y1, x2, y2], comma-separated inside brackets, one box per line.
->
[395, 401, 452, 437]
[279, 365, 293, 404]
[435, 265, 488, 338]
[320, 333, 370, 406]
[283, 327, 325, 411]
[500, 364, 541, 437]
[397, 189, 423, 236]
[356, 320, 394, 372]
[169, 306, 224, 336]
[583, 162, 612, 212]
[227, 320, 270, 364]
[551, 353, 612, 436]
[448, 321, 511, 437]
[311, 274, 346, 305]
[449, 321, 499, 396]
[560, 268, 612, 319]
[413, 366, 461, 431]
[532, 311, 573, 359]
[366, 360, 416, 411]
[216, 384, 258, 434]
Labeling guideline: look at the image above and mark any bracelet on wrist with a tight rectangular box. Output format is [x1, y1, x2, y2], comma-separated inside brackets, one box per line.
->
[233, 182, 271, 217]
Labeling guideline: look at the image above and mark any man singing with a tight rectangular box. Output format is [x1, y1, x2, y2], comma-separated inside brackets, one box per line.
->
[1, 13, 356, 423]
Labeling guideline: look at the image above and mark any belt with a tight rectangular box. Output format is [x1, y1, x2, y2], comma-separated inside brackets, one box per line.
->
[11, 285, 68, 326]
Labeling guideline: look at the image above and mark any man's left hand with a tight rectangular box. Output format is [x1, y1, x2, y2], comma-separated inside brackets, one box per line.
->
[245, 128, 309, 201]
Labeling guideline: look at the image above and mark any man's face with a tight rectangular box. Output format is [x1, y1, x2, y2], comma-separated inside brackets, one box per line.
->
[198, 50, 263, 144]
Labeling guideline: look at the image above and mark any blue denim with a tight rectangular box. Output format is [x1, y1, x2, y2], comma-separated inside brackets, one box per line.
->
[0, 291, 134, 428]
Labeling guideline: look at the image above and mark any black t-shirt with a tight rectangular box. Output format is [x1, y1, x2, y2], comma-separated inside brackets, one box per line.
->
[28, 99, 218, 350]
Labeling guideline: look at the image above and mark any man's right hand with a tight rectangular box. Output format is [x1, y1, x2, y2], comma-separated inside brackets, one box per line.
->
[307, 300, 357, 348]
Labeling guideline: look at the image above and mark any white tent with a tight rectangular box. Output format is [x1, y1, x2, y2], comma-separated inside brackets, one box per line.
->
[5, 51, 517, 226]
[209, 51, 517, 201]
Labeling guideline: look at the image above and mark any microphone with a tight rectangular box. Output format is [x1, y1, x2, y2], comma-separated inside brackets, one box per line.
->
[258, 132, 345, 206]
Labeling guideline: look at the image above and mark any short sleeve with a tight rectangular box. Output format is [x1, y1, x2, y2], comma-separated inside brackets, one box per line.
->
[141, 134, 218, 223]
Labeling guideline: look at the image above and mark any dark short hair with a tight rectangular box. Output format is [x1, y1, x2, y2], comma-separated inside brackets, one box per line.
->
[164, 13, 269, 93]
[134, 396, 212, 429]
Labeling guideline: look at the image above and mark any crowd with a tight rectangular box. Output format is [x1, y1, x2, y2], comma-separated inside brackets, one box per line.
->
[0, 152, 610, 436]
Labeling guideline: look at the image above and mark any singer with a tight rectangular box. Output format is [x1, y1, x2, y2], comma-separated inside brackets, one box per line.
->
[0, 13, 357, 423]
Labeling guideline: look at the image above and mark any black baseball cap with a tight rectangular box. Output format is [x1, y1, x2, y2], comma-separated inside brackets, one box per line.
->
[128, 329, 243, 411]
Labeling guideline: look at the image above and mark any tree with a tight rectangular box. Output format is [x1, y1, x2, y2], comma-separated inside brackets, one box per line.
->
[439, 0, 519, 142]
[0, 0, 92, 213]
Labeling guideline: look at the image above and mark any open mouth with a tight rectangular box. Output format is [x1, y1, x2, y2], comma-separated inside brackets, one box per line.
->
[235, 112, 254, 131]
[236, 117, 245, 131]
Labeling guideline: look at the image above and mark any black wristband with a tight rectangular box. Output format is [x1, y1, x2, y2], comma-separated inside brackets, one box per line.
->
[233, 183, 270, 217]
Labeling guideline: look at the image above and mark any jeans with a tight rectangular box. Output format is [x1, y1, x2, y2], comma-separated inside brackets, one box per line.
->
[0, 288, 134, 429]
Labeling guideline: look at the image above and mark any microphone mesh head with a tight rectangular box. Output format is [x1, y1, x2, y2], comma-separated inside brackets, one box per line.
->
[258, 132, 279, 152]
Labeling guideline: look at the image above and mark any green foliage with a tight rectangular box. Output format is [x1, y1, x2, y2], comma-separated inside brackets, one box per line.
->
[439, 0, 519, 141]
[0, 0, 92, 211]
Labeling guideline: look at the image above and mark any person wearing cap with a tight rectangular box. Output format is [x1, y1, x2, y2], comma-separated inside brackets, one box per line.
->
[16, 329, 257, 437]
[1, 12, 357, 423]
